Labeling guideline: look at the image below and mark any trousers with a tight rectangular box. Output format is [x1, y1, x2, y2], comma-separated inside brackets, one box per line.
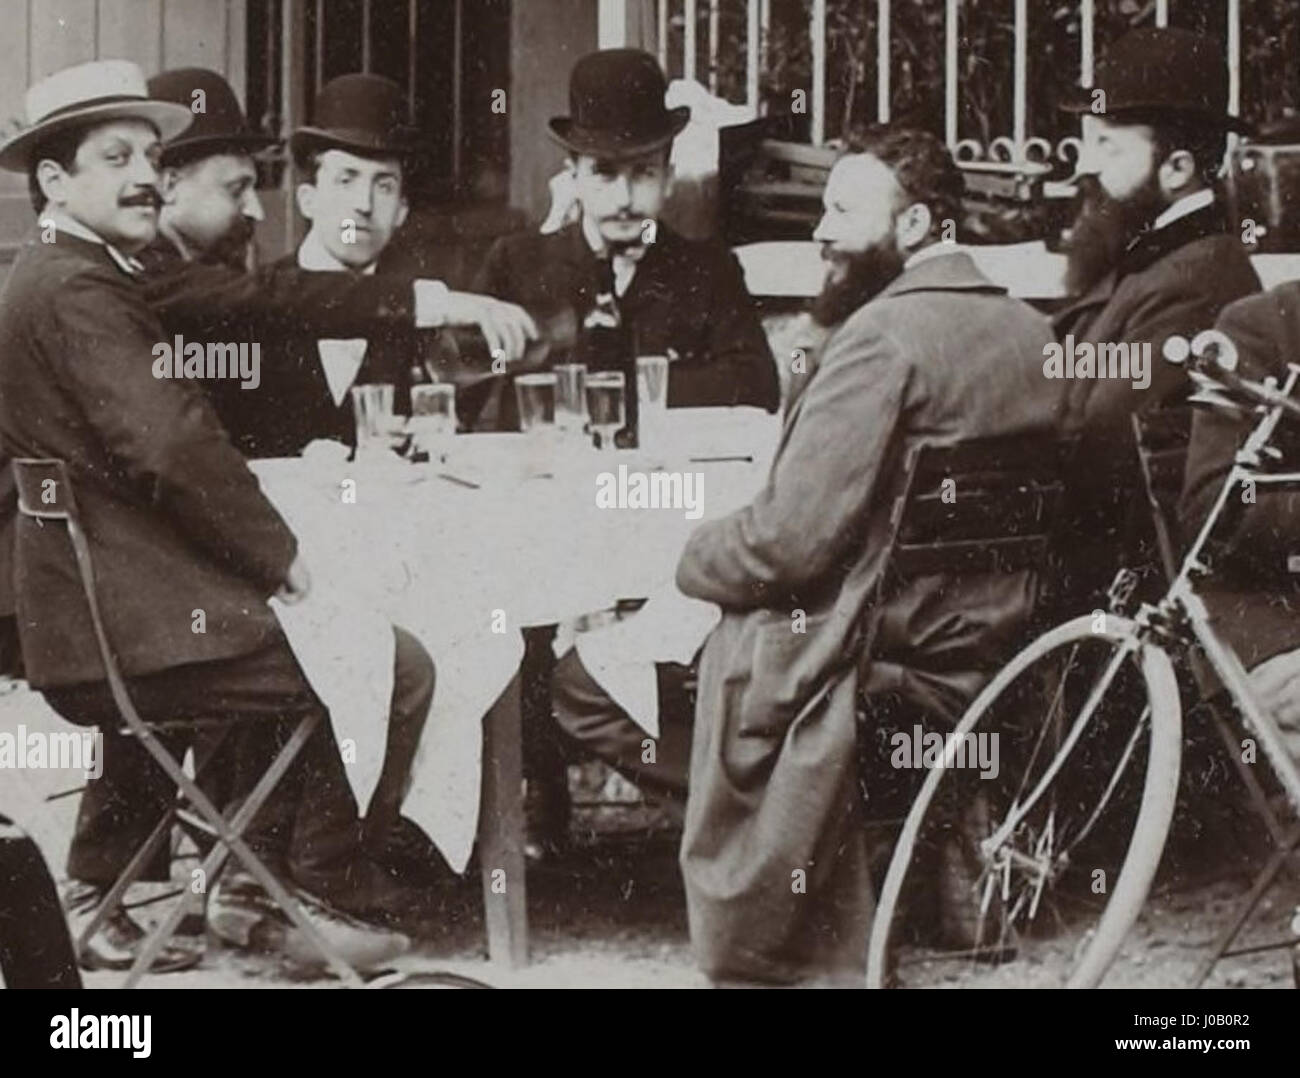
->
[49, 626, 433, 909]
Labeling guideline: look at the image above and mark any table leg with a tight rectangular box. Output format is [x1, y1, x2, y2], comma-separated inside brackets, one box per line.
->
[480, 670, 527, 968]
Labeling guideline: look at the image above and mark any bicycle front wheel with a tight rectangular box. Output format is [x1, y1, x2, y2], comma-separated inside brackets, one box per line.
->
[865, 613, 1182, 988]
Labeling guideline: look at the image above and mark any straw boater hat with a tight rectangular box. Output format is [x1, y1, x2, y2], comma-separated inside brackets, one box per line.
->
[0, 59, 193, 172]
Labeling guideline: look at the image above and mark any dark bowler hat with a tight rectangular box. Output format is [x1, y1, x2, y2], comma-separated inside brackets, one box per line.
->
[288, 74, 416, 163]
[147, 67, 278, 165]
[1060, 27, 1251, 134]
[548, 49, 689, 158]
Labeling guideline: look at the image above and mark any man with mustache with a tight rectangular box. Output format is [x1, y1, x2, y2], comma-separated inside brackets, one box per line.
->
[675, 127, 1067, 985]
[0, 60, 435, 976]
[470, 49, 779, 430]
[470, 49, 779, 858]
[1051, 28, 1261, 605]
[137, 69, 535, 457]
[39, 69, 479, 970]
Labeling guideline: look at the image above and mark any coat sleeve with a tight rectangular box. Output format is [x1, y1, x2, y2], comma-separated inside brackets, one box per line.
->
[676, 315, 909, 609]
[51, 269, 297, 594]
[144, 259, 415, 340]
[1077, 248, 1261, 429]
[667, 246, 780, 412]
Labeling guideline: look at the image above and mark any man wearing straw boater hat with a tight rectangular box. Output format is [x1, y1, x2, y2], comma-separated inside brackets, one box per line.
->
[1052, 27, 1262, 610]
[0, 59, 440, 974]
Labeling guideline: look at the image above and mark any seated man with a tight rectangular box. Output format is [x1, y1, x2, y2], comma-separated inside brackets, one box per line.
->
[674, 127, 1069, 986]
[164, 71, 534, 459]
[471, 48, 780, 430]
[52, 67, 495, 970]
[0, 60, 434, 973]
[482, 50, 780, 852]
[1178, 282, 1300, 754]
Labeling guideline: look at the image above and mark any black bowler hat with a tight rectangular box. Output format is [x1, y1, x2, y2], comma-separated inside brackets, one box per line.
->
[148, 67, 278, 165]
[548, 49, 689, 158]
[289, 74, 416, 163]
[1060, 28, 1251, 134]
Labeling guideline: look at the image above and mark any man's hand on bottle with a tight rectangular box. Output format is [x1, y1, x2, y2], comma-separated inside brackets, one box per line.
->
[414, 282, 537, 363]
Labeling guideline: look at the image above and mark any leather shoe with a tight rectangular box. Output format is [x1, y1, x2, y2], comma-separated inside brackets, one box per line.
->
[208, 868, 409, 973]
[62, 881, 202, 974]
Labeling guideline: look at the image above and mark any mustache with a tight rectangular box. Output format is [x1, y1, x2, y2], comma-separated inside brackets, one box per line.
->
[118, 188, 161, 209]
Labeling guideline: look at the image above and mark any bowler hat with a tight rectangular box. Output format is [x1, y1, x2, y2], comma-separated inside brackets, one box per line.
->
[0, 59, 193, 172]
[289, 74, 416, 164]
[548, 49, 689, 158]
[148, 67, 277, 165]
[1060, 28, 1251, 134]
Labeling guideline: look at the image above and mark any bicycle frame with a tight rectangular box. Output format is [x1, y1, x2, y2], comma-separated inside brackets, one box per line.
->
[1134, 360, 1300, 817]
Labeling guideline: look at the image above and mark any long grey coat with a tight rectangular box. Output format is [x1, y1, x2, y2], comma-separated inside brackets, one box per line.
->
[675, 250, 1068, 984]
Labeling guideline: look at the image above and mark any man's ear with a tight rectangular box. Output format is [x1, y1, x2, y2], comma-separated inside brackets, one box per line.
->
[36, 159, 67, 208]
[295, 181, 316, 222]
[896, 202, 933, 251]
[394, 196, 409, 232]
[156, 166, 181, 205]
[1158, 148, 1197, 196]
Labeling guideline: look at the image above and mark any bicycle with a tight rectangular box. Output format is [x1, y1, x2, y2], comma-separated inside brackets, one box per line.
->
[865, 329, 1300, 989]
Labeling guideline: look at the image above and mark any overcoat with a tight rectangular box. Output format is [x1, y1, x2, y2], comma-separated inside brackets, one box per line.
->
[675, 251, 1067, 983]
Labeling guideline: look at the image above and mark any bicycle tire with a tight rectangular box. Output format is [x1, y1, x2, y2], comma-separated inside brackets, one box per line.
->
[865, 613, 1182, 989]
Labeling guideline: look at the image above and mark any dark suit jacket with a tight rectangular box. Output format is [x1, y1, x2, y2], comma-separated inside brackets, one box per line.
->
[135, 237, 428, 459]
[1050, 201, 1261, 600]
[674, 251, 1068, 984]
[1178, 282, 1300, 669]
[183, 249, 422, 459]
[1054, 201, 1261, 432]
[0, 233, 296, 688]
[470, 222, 779, 430]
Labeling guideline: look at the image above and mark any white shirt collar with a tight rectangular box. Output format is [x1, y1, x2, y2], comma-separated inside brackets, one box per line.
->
[296, 228, 378, 275]
[1151, 188, 1215, 233]
[904, 242, 961, 271]
[44, 210, 144, 275]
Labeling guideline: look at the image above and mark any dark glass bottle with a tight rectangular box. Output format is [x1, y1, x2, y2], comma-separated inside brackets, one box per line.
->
[576, 258, 637, 447]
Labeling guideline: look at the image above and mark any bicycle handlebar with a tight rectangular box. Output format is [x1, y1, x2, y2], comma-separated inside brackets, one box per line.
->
[1163, 330, 1300, 424]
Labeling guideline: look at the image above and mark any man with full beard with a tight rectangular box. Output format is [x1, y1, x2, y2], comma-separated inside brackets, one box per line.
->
[1052, 29, 1260, 605]
[675, 127, 1068, 985]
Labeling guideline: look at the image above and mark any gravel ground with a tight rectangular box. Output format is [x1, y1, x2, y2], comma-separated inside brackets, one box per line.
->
[6, 683, 1298, 990]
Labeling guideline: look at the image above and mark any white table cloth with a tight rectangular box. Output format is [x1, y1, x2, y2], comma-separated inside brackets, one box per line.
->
[253, 407, 780, 873]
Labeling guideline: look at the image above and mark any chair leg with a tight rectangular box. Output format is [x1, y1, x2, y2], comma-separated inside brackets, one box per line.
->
[76, 727, 231, 957]
[123, 714, 363, 988]
[1205, 700, 1291, 849]
[1190, 822, 1300, 988]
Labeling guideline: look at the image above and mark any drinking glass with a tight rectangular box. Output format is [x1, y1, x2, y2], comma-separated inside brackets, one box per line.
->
[515, 372, 557, 433]
[553, 363, 588, 437]
[636, 355, 669, 450]
[585, 371, 626, 451]
[350, 383, 398, 455]
[410, 382, 457, 459]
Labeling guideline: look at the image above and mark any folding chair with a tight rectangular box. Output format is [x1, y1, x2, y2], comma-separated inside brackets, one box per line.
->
[854, 432, 1074, 872]
[11, 458, 364, 988]
[1130, 411, 1300, 987]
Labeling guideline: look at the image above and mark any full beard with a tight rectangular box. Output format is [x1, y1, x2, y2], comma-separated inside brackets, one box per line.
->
[202, 217, 257, 272]
[810, 242, 908, 328]
[1063, 171, 1167, 295]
